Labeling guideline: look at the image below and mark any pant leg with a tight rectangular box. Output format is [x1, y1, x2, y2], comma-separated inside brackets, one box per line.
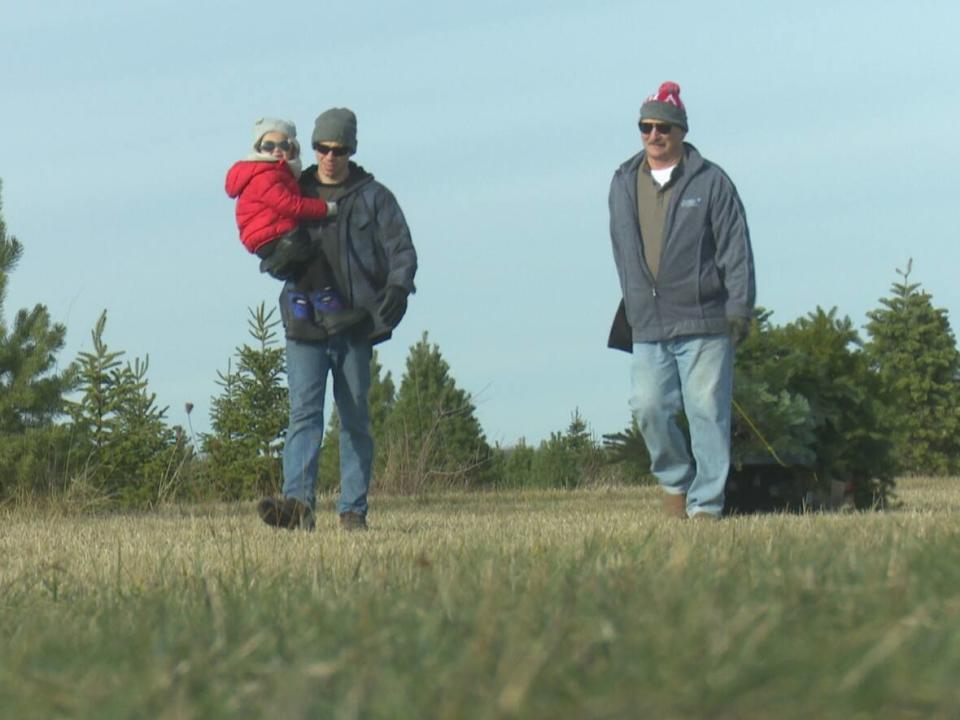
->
[629, 341, 694, 496]
[329, 333, 373, 516]
[674, 335, 734, 517]
[282, 339, 331, 509]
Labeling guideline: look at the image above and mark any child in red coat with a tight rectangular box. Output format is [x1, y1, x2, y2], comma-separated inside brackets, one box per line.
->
[226, 118, 366, 336]
[225, 117, 333, 280]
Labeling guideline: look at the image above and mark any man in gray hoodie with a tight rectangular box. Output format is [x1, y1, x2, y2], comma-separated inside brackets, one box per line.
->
[608, 82, 755, 520]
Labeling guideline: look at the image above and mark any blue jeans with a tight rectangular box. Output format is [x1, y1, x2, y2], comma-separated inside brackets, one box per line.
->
[629, 335, 733, 518]
[282, 334, 373, 516]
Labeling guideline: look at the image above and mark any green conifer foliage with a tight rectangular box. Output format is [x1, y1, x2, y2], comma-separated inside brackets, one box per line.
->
[68, 311, 185, 505]
[383, 332, 491, 488]
[737, 308, 894, 507]
[204, 304, 287, 499]
[0, 181, 76, 498]
[531, 409, 605, 488]
[491, 439, 536, 489]
[732, 309, 818, 469]
[865, 261, 960, 475]
[602, 416, 654, 484]
[609, 307, 895, 508]
[0, 183, 72, 434]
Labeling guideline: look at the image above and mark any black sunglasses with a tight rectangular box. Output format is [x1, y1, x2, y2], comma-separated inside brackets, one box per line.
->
[260, 139, 293, 153]
[639, 122, 674, 135]
[313, 144, 351, 157]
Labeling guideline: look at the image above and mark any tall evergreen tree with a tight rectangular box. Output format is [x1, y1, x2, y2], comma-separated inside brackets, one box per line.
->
[0, 181, 73, 434]
[0, 181, 75, 498]
[384, 332, 491, 488]
[204, 304, 287, 499]
[865, 261, 960, 475]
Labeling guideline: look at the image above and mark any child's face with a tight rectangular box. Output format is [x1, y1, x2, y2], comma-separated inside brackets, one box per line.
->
[259, 131, 295, 160]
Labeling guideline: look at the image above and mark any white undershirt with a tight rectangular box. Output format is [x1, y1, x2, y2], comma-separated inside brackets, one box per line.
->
[650, 164, 677, 187]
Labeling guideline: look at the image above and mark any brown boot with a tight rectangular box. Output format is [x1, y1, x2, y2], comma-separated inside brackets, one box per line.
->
[339, 511, 368, 531]
[690, 512, 721, 522]
[662, 492, 687, 519]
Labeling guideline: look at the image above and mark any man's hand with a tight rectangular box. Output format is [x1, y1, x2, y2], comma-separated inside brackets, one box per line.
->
[727, 316, 750, 346]
[379, 285, 409, 327]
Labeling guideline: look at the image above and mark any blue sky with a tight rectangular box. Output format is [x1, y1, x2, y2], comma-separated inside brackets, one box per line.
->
[1, 1, 958, 446]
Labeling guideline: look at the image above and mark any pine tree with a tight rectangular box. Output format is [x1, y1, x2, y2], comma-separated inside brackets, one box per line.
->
[737, 307, 894, 507]
[0, 182, 73, 435]
[67, 311, 184, 505]
[865, 260, 960, 475]
[491, 439, 537, 488]
[602, 416, 654, 484]
[0, 181, 75, 498]
[107, 355, 186, 504]
[383, 331, 491, 488]
[204, 304, 287, 499]
[69, 312, 124, 453]
[732, 309, 818, 470]
[531, 409, 604, 488]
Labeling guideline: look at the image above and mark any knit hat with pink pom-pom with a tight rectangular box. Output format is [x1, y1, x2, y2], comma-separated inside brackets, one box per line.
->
[639, 81, 688, 130]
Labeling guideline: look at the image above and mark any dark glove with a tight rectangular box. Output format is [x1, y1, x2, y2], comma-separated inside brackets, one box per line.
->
[258, 234, 316, 281]
[727, 316, 750, 346]
[379, 285, 409, 327]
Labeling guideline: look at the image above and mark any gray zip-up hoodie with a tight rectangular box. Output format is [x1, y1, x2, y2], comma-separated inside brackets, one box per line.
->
[608, 143, 755, 346]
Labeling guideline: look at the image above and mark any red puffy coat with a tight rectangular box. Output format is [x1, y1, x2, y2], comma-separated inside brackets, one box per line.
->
[225, 159, 330, 254]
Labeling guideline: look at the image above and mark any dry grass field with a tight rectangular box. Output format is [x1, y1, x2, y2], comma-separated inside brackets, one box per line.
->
[2, 476, 959, 719]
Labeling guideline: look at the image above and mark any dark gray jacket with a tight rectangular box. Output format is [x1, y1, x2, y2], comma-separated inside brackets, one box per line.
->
[283, 164, 417, 344]
[608, 143, 755, 348]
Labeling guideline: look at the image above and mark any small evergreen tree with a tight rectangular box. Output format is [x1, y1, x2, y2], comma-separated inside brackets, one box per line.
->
[107, 356, 188, 504]
[530, 409, 605, 489]
[491, 438, 537, 488]
[736, 307, 894, 507]
[602, 416, 655, 484]
[383, 332, 491, 489]
[203, 304, 287, 499]
[732, 309, 818, 470]
[69, 312, 124, 454]
[865, 261, 960, 475]
[67, 311, 185, 506]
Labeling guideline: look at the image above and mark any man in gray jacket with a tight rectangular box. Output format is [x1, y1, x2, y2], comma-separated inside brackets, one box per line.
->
[608, 82, 755, 520]
[259, 107, 417, 531]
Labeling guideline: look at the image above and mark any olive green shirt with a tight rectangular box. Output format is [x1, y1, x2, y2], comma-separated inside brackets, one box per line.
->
[636, 160, 682, 279]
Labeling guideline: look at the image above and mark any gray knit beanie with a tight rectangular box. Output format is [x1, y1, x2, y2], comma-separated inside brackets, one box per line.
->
[311, 108, 357, 152]
[252, 117, 298, 151]
[639, 81, 688, 131]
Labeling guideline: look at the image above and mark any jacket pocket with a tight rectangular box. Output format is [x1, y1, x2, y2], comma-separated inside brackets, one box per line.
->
[696, 260, 726, 312]
[347, 204, 386, 290]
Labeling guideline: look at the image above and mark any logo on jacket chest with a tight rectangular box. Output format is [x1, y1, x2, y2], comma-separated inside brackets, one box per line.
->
[679, 197, 703, 209]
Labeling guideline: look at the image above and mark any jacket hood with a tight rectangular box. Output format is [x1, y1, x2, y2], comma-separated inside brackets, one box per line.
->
[299, 162, 374, 196]
[225, 158, 296, 198]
